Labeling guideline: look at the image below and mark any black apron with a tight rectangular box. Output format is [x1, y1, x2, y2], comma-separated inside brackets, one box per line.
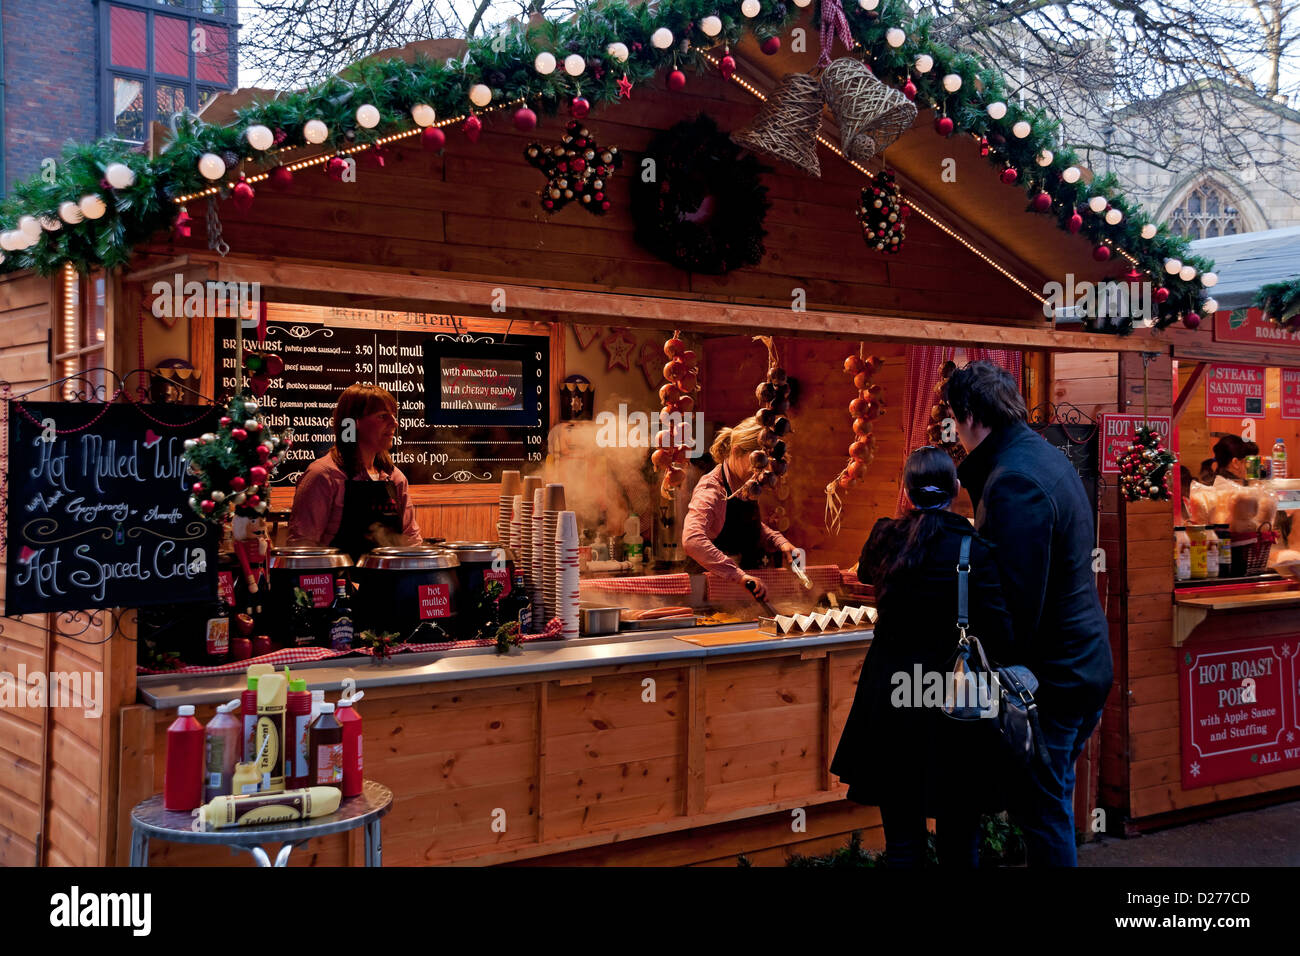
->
[709, 465, 766, 571]
[330, 475, 405, 562]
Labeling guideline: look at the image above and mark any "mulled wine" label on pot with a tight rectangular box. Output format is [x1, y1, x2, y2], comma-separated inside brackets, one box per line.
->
[298, 573, 334, 608]
[483, 568, 511, 598]
[418, 583, 451, 619]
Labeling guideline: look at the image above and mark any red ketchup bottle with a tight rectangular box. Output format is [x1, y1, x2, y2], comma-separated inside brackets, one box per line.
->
[164, 704, 205, 811]
[241, 676, 260, 763]
[286, 678, 312, 790]
[336, 691, 365, 798]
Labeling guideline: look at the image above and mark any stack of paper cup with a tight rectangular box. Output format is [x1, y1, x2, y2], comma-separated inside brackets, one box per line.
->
[519, 476, 542, 596]
[498, 471, 522, 545]
[530, 487, 545, 627]
[509, 494, 523, 556]
[542, 483, 566, 622]
[556, 510, 581, 639]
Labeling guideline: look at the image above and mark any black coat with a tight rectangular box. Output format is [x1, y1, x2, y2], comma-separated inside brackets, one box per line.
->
[957, 420, 1113, 714]
[829, 510, 1015, 814]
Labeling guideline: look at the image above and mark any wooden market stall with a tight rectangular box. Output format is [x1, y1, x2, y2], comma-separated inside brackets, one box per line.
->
[0, 4, 1226, 865]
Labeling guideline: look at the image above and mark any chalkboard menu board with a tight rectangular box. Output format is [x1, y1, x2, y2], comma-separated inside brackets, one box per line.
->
[215, 320, 548, 485]
[5, 402, 221, 614]
[1028, 421, 1101, 530]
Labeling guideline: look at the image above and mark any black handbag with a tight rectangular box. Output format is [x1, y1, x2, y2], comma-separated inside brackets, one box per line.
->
[941, 536, 1050, 770]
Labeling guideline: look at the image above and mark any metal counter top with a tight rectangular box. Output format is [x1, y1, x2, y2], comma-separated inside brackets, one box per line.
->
[136, 623, 873, 709]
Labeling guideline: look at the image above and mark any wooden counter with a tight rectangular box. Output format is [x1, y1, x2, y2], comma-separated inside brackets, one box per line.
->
[1173, 582, 1300, 646]
[120, 625, 880, 866]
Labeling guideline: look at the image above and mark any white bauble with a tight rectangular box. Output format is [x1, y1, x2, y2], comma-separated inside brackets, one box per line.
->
[1088, 195, 1107, 213]
[105, 162, 136, 189]
[232, 491, 246, 504]
[793, 0, 811, 6]
[564, 54, 586, 77]
[914, 54, 933, 73]
[1012, 120, 1031, 138]
[1203, 298, 1219, 314]
[201, 433, 217, 443]
[858, 0, 879, 9]
[189, 495, 198, 508]
[79, 194, 108, 219]
[886, 28, 906, 48]
[303, 119, 329, 144]
[1105, 208, 1123, 225]
[469, 84, 492, 107]
[0, 232, 17, 251]
[1201, 272, 1219, 287]
[1180, 264, 1197, 281]
[1036, 149, 1053, 166]
[255, 501, 268, 513]
[40, 216, 60, 231]
[59, 201, 84, 224]
[651, 26, 675, 46]
[700, 16, 722, 36]
[411, 104, 436, 127]
[942, 73, 962, 93]
[184, 439, 197, 451]
[534, 52, 556, 75]
[1140, 223, 1158, 239]
[197, 152, 226, 180]
[243, 400, 259, 415]
[245, 124, 274, 150]
[211, 490, 226, 503]
[1061, 166, 1081, 184]
[355, 104, 381, 129]
[607, 41, 630, 62]
[1164, 258, 1182, 275]
[18, 215, 41, 241]
[986, 101, 1007, 120]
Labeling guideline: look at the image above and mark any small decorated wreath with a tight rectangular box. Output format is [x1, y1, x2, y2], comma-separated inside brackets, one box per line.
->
[631, 114, 771, 275]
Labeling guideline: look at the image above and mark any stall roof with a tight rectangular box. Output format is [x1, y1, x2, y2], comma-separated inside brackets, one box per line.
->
[1189, 227, 1300, 309]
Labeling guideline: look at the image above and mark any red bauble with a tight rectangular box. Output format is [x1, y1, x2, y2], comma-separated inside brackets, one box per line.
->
[200, 499, 216, 514]
[232, 179, 255, 212]
[267, 165, 293, 191]
[264, 354, 284, 376]
[231, 427, 248, 441]
[1093, 244, 1112, 262]
[255, 444, 271, 460]
[463, 115, 482, 143]
[219, 416, 232, 426]
[934, 116, 954, 136]
[1068, 210, 1083, 233]
[246, 495, 261, 508]
[249, 466, 268, 483]
[1032, 191, 1052, 212]
[761, 36, 781, 55]
[230, 476, 246, 491]
[514, 107, 537, 132]
[191, 482, 205, 494]
[1154, 287, 1170, 304]
[719, 55, 736, 80]
[1183, 312, 1202, 330]
[668, 70, 686, 92]
[326, 156, 348, 180]
[421, 126, 446, 152]
[902, 80, 917, 100]
[1000, 166, 1019, 185]
[571, 97, 590, 119]
[173, 208, 192, 240]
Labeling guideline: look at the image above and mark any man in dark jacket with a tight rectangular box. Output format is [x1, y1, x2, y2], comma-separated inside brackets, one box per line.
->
[947, 361, 1113, 866]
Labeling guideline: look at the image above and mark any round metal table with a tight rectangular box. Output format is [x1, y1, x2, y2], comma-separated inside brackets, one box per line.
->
[129, 781, 392, 867]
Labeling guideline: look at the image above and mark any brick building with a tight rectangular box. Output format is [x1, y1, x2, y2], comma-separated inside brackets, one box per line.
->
[1, 0, 239, 196]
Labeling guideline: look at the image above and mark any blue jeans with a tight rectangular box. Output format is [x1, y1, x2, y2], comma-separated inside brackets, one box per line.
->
[1010, 703, 1104, 867]
[880, 804, 981, 868]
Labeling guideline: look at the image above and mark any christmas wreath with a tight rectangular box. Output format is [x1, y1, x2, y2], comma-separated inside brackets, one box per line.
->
[630, 114, 771, 275]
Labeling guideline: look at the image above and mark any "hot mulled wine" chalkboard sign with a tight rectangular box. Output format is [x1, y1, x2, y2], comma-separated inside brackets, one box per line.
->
[5, 402, 222, 615]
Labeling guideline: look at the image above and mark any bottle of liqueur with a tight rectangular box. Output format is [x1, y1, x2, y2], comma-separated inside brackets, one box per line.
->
[500, 569, 533, 634]
[199, 596, 230, 665]
[327, 579, 355, 651]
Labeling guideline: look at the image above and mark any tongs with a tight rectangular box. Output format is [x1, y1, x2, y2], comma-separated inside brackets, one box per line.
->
[745, 578, 778, 617]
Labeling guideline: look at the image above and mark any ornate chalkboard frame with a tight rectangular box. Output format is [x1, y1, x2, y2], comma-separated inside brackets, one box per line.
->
[1026, 402, 1105, 533]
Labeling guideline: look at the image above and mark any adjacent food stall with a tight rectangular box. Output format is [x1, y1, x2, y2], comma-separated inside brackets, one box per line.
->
[0, 2, 1226, 865]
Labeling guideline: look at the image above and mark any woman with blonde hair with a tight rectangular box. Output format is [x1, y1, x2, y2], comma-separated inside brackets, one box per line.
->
[682, 416, 794, 601]
[288, 383, 422, 559]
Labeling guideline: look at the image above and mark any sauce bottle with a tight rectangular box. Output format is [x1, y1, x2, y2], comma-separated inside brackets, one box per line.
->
[164, 705, 204, 811]
[241, 676, 260, 763]
[308, 702, 345, 787]
[1174, 526, 1191, 582]
[1188, 526, 1208, 579]
[1204, 526, 1220, 579]
[287, 678, 312, 790]
[1215, 525, 1233, 577]
[203, 698, 243, 802]
[336, 691, 365, 798]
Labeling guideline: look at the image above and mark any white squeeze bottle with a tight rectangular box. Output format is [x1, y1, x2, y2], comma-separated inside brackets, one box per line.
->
[1272, 439, 1287, 479]
[623, 513, 644, 568]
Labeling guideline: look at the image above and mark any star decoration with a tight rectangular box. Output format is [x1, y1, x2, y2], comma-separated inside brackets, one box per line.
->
[603, 328, 636, 370]
[1190, 761, 1201, 777]
[617, 74, 633, 99]
[1287, 732, 1295, 743]
[637, 341, 662, 388]
[524, 120, 621, 216]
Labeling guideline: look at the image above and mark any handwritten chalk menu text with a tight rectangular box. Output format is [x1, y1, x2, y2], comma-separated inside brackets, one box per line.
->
[6, 402, 221, 614]
[1179, 636, 1300, 789]
[215, 321, 548, 485]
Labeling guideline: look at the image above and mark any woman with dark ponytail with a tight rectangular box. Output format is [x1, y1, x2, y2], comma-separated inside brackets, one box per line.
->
[830, 446, 1015, 867]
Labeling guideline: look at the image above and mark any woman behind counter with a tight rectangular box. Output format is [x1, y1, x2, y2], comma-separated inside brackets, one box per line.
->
[288, 383, 422, 559]
[1199, 435, 1259, 485]
[682, 415, 794, 601]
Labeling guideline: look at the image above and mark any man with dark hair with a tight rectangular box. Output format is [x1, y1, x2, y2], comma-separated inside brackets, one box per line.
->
[945, 360, 1112, 867]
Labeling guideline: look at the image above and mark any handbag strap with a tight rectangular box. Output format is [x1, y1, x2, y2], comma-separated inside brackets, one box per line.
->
[956, 535, 972, 631]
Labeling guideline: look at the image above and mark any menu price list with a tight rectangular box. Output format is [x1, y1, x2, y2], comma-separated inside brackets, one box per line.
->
[216, 320, 545, 485]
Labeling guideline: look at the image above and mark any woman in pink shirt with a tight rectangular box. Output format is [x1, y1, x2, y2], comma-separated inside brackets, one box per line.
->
[288, 384, 422, 560]
[683, 416, 794, 601]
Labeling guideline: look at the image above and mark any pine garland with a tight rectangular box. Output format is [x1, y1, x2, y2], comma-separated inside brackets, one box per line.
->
[182, 388, 291, 521]
[1256, 277, 1300, 329]
[0, 0, 1213, 329]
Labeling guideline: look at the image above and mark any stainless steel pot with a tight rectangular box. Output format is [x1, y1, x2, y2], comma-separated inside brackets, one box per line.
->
[354, 546, 461, 641]
[441, 541, 515, 640]
[266, 546, 353, 646]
